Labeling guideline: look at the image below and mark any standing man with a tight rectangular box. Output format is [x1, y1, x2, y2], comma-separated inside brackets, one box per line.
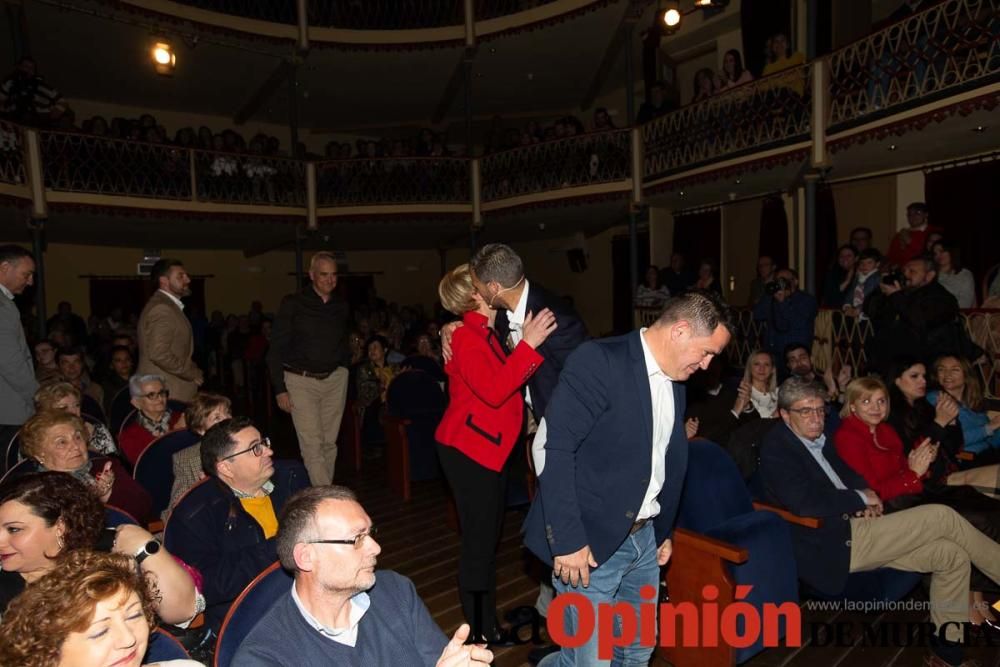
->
[268, 251, 351, 486]
[886, 202, 940, 268]
[0, 245, 38, 455]
[752, 267, 818, 360]
[137, 259, 202, 403]
[525, 290, 732, 665]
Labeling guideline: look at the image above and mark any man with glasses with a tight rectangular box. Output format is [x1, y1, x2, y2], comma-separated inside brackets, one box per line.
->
[167, 416, 308, 633]
[760, 377, 1000, 667]
[234, 485, 493, 666]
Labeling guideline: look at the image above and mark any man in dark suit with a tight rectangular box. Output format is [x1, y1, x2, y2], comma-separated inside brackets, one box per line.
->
[760, 377, 1000, 667]
[524, 290, 732, 665]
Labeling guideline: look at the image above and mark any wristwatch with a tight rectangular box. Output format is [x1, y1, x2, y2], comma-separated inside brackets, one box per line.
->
[134, 539, 161, 565]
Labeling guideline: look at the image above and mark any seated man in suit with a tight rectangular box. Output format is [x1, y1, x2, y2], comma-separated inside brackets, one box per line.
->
[760, 377, 1000, 667]
[167, 416, 308, 633]
[233, 485, 493, 666]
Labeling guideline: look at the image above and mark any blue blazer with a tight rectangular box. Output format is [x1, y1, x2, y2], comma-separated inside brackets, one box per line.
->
[523, 331, 688, 567]
[759, 422, 868, 596]
[494, 282, 588, 422]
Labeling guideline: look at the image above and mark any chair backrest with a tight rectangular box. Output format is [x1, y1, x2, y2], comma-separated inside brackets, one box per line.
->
[133, 430, 200, 516]
[81, 394, 107, 425]
[676, 438, 754, 533]
[0, 458, 34, 488]
[386, 370, 446, 419]
[146, 628, 191, 662]
[109, 387, 133, 435]
[214, 562, 293, 667]
[105, 504, 140, 527]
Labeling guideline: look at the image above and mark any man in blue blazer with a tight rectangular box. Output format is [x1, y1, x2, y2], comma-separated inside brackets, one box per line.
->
[760, 377, 1000, 667]
[524, 290, 732, 665]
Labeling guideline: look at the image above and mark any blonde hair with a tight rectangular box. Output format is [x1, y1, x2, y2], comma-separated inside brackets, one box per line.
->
[438, 264, 478, 316]
[34, 381, 81, 411]
[742, 350, 776, 393]
[20, 411, 87, 460]
[840, 376, 889, 419]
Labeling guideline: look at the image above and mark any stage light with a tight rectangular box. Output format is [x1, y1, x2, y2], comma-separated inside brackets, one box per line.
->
[695, 0, 715, 6]
[151, 41, 176, 75]
[663, 1, 681, 28]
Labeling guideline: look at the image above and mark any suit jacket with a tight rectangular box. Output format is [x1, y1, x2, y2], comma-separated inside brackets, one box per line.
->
[523, 331, 688, 567]
[137, 291, 202, 402]
[435, 311, 542, 472]
[0, 295, 37, 424]
[494, 282, 588, 421]
[759, 422, 868, 595]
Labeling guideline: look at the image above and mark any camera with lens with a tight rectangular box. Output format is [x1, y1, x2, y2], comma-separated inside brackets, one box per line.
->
[882, 269, 905, 287]
[765, 277, 791, 296]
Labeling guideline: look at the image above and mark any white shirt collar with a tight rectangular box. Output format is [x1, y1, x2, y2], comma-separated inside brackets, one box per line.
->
[639, 328, 675, 382]
[0, 283, 13, 301]
[507, 278, 530, 328]
[158, 289, 185, 310]
[290, 579, 371, 647]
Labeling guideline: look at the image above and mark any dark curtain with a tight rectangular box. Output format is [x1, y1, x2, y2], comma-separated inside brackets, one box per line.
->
[926, 160, 1000, 303]
[816, 182, 839, 276]
[673, 209, 721, 276]
[741, 0, 792, 77]
[759, 196, 790, 269]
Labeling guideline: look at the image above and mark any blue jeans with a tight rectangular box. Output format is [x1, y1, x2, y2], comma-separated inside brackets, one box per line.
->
[543, 522, 659, 667]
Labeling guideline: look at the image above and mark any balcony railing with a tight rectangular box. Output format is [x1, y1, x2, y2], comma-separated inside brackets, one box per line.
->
[642, 64, 812, 182]
[0, 120, 24, 186]
[637, 305, 1000, 399]
[316, 157, 469, 207]
[193, 150, 305, 206]
[481, 129, 631, 202]
[829, 0, 1000, 128]
[171, 0, 561, 29]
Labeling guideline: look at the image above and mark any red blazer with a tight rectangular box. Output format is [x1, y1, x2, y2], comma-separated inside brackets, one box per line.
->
[435, 311, 543, 472]
[833, 414, 924, 502]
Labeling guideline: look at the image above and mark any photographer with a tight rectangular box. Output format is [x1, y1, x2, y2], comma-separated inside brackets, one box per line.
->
[752, 267, 818, 361]
[863, 254, 962, 374]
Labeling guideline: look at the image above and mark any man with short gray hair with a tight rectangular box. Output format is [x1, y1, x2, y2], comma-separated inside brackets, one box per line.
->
[268, 251, 351, 486]
[760, 376, 1000, 667]
[233, 485, 494, 666]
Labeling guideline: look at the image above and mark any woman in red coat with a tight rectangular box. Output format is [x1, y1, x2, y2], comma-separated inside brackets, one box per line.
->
[834, 376, 1000, 630]
[435, 263, 556, 645]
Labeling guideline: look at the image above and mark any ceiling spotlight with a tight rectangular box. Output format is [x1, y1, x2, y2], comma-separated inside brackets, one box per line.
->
[735, 178, 742, 184]
[695, 0, 715, 6]
[679, 190, 685, 196]
[662, 1, 682, 29]
[151, 41, 176, 75]
[888, 144, 897, 151]
[972, 125, 986, 133]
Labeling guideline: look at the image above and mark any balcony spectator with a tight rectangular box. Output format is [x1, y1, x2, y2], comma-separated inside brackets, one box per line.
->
[0, 57, 67, 126]
[753, 267, 818, 359]
[761, 33, 805, 96]
[932, 240, 976, 308]
[593, 107, 615, 131]
[717, 49, 754, 90]
[636, 82, 673, 124]
[822, 244, 858, 308]
[747, 255, 777, 306]
[864, 255, 961, 372]
[693, 68, 716, 103]
[886, 202, 941, 268]
[659, 252, 695, 296]
[693, 259, 724, 295]
[850, 226, 874, 252]
[842, 248, 882, 318]
[635, 265, 670, 310]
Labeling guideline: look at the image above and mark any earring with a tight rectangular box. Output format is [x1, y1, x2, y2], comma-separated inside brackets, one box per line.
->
[57, 535, 65, 550]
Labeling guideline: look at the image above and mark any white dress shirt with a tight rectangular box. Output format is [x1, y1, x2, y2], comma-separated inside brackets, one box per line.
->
[290, 579, 371, 647]
[158, 288, 185, 310]
[636, 328, 675, 520]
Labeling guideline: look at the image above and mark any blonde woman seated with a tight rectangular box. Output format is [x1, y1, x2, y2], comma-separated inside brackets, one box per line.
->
[0, 550, 203, 667]
[35, 381, 118, 456]
[740, 349, 779, 418]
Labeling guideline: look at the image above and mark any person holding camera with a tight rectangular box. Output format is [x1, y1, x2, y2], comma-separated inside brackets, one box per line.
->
[863, 255, 961, 374]
[752, 267, 818, 362]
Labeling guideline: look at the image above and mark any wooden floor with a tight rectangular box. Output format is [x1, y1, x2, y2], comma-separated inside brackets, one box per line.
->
[260, 409, 1000, 667]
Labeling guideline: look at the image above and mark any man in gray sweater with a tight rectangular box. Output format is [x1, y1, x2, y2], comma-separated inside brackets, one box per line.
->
[233, 486, 494, 666]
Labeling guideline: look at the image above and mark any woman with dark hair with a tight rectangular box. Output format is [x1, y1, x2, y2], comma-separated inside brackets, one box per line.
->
[692, 68, 716, 102]
[0, 472, 200, 624]
[718, 49, 753, 89]
[0, 550, 202, 666]
[933, 240, 977, 308]
[355, 335, 399, 445]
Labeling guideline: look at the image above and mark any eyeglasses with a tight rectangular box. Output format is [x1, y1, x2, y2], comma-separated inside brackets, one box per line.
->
[307, 527, 378, 550]
[220, 436, 272, 461]
[787, 406, 829, 418]
[142, 389, 169, 400]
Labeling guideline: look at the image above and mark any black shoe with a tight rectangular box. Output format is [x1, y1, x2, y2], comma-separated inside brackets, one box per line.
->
[487, 625, 519, 649]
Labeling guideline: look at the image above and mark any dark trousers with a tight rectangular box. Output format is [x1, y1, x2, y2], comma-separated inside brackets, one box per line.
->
[437, 442, 510, 638]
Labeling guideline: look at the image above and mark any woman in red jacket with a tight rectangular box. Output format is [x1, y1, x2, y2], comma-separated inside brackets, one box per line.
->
[834, 376, 1000, 630]
[435, 263, 556, 645]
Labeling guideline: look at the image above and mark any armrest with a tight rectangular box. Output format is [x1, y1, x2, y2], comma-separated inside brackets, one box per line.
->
[672, 527, 748, 564]
[957, 451, 975, 462]
[752, 501, 823, 529]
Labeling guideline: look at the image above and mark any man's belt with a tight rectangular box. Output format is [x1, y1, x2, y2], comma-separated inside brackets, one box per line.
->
[629, 518, 649, 535]
[283, 366, 333, 380]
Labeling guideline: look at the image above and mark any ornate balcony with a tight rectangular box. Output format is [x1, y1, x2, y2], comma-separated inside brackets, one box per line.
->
[316, 157, 469, 206]
[0, 120, 25, 187]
